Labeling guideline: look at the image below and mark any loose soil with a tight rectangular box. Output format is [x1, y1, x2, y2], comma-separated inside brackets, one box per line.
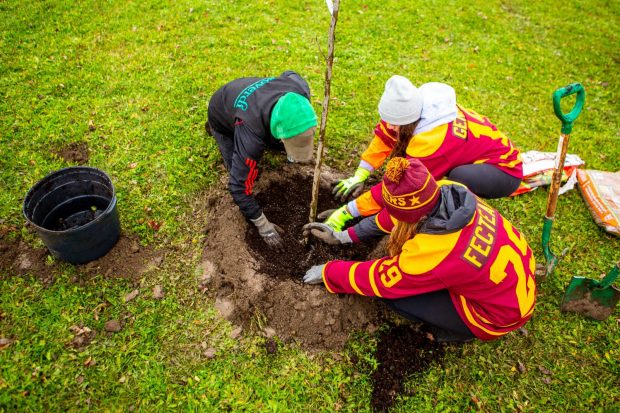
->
[201, 164, 390, 350]
[371, 324, 446, 412]
[246, 173, 379, 279]
[0, 227, 164, 285]
[201, 164, 448, 408]
[53, 142, 90, 164]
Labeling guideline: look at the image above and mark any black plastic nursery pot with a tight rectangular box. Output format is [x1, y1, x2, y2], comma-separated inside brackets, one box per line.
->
[23, 166, 120, 264]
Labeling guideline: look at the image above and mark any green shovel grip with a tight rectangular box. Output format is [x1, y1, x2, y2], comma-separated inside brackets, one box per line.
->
[552, 83, 585, 135]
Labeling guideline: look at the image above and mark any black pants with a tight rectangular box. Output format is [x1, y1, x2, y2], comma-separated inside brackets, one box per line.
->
[206, 121, 234, 171]
[448, 163, 521, 199]
[385, 289, 475, 342]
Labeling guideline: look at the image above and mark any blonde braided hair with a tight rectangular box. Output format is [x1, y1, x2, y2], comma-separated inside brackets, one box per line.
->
[384, 157, 424, 256]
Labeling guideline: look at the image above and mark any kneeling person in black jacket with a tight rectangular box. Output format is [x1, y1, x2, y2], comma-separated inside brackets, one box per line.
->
[207, 70, 317, 249]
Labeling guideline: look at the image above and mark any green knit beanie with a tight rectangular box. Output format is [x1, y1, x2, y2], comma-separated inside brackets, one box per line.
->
[270, 92, 317, 139]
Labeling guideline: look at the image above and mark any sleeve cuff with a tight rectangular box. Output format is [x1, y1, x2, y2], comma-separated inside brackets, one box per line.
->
[347, 227, 361, 243]
[359, 160, 375, 173]
[322, 263, 336, 294]
[347, 200, 361, 218]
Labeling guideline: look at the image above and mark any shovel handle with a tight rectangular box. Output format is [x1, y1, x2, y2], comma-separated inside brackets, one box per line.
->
[545, 132, 570, 219]
[553, 83, 585, 134]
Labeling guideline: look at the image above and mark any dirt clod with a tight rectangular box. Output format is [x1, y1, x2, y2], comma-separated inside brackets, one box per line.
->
[214, 297, 234, 319]
[534, 263, 547, 285]
[230, 327, 243, 340]
[265, 338, 278, 355]
[203, 348, 216, 359]
[68, 325, 95, 350]
[152, 285, 164, 300]
[104, 320, 122, 333]
[0, 337, 12, 349]
[262, 327, 276, 338]
[124, 289, 139, 303]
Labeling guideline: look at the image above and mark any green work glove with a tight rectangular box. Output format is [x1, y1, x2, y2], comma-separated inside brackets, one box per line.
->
[318, 205, 354, 231]
[302, 223, 352, 245]
[250, 213, 284, 251]
[332, 167, 371, 202]
[303, 264, 326, 284]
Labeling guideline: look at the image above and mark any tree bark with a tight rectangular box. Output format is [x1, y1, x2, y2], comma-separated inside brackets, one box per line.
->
[309, 0, 340, 224]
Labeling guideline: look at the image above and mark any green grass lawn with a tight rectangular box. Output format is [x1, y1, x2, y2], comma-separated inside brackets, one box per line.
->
[1, 0, 619, 411]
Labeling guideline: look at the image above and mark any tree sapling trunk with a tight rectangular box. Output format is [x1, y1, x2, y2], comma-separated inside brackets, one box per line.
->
[309, 0, 340, 225]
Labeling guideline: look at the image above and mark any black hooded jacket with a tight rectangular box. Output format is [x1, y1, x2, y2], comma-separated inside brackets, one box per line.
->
[207, 71, 312, 220]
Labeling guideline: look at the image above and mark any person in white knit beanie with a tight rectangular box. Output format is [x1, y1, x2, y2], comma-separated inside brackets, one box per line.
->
[377, 75, 424, 126]
[320, 75, 524, 235]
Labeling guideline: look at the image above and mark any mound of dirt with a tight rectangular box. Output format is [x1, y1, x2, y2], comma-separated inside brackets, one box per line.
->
[53, 142, 90, 164]
[0, 236, 50, 282]
[201, 164, 390, 350]
[0, 228, 163, 285]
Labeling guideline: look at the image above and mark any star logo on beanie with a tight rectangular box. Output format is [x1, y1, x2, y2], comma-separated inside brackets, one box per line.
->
[382, 157, 440, 223]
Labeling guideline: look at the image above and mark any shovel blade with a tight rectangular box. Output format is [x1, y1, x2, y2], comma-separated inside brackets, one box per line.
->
[561, 276, 620, 321]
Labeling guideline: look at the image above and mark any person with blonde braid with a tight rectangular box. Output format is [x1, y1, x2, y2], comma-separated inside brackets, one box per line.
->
[303, 157, 535, 342]
[323, 75, 523, 235]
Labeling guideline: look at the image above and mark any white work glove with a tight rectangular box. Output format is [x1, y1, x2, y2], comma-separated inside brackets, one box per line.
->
[302, 222, 352, 245]
[304, 264, 326, 284]
[251, 213, 284, 250]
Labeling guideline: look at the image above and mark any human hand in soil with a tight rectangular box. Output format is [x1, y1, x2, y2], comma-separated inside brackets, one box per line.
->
[302, 223, 352, 245]
[318, 205, 354, 231]
[332, 167, 370, 202]
[303, 264, 325, 284]
[251, 213, 285, 250]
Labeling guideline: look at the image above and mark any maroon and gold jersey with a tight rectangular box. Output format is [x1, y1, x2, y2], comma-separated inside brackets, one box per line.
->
[354, 107, 523, 217]
[361, 106, 522, 178]
[324, 200, 536, 340]
[408, 106, 522, 179]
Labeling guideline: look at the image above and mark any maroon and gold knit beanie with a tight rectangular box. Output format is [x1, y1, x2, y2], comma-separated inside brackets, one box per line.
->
[382, 157, 440, 223]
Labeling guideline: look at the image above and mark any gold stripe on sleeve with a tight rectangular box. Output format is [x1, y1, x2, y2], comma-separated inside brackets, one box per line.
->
[368, 260, 382, 298]
[349, 263, 365, 296]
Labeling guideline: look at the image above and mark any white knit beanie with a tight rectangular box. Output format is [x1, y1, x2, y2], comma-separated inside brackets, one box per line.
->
[378, 75, 423, 125]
